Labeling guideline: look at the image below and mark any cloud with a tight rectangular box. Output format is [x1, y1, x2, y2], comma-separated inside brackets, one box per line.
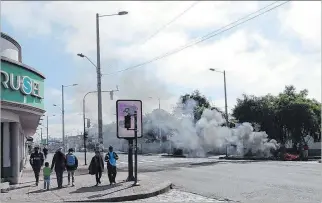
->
[278, 1, 321, 49]
[40, 112, 83, 140]
[2, 1, 321, 138]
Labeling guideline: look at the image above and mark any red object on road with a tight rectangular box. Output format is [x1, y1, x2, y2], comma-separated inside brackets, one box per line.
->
[284, 153, 299, 161]
[303, 145, 309, 150]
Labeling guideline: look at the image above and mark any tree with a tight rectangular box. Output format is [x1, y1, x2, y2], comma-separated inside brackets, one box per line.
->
[276, 85, 321, 144]
[232, 85, 321, 145]
[233, 94, 280, 140]
[180, 90, 211, 122]
[179, 90, 231, 125]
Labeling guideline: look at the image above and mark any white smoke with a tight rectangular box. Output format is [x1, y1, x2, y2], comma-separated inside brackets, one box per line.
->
[89, 92, 280, 157]
[142, 99, 280, 158]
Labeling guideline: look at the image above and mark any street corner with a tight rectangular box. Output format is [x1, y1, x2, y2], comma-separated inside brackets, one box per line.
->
[0, 173, 172, 202]
[62, 172, 172, 202]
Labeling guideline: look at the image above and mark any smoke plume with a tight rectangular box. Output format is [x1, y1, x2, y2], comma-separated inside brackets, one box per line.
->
[142, 98, 280, 157]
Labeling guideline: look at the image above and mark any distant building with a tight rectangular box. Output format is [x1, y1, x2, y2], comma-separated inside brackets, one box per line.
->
[66, 135, 83, 151]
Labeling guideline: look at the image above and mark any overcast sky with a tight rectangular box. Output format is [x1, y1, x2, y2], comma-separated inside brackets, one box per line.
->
[1, 1, 321, 140]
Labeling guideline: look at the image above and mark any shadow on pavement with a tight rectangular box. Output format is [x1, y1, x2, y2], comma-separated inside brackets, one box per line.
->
[87, 185, 133, 199]
[19, 172, 89, 185]
[28, 187, 63, 194]
[70, 181, 125, 194]
[9, 184, 35, 191]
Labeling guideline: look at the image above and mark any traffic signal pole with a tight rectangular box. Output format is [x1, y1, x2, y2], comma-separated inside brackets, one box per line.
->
[83, 96, 88, 165]
[133, 111, 139, 186]
[126, 139, 135, 181]
[124, 111, 139, 184]
[82, 88, 119, 163]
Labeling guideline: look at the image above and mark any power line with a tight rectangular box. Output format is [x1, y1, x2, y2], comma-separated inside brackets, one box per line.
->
[105, 1, 287, 76]
[142, 1, 200, 45]
[103, 1, 289, 76]
[185, 1, 281, 46]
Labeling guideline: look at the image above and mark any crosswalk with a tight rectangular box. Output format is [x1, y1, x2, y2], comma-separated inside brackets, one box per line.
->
[117, 156, 213, 168]
[70, 152, 216, 169]
[118, 158, 189, 166]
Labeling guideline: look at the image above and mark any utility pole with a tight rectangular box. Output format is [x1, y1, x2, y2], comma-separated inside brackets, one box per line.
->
[79, 11, 127, 146]
[158, 98, 161, 138]
[62, 85, 65, 152]
[83, 99, 87, 165]
[223, 70, 229, 127]
[40, 128, 43, 146]
[209, 68, 229, 127]
[46, 116, 49, 145]
[96, 13, 103, 145]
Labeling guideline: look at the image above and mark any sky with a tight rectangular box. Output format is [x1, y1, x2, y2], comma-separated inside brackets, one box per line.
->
[1, 1, 321, 140]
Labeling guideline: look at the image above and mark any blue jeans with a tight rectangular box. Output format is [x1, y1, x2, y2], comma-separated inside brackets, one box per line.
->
[67, 170, 75, 184]
[44, 176, 50, 190]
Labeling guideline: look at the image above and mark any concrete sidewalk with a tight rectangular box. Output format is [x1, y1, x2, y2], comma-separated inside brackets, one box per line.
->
[1, 163, 171, 202]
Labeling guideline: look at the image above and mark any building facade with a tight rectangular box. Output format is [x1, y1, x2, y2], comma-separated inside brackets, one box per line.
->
[1, 32, 45, 184]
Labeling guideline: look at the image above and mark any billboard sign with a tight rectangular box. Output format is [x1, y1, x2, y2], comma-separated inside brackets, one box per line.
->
[116, 100, 143, 139]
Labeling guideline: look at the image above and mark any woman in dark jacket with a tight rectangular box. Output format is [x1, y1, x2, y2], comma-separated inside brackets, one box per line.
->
[51, 147, 66, 188]
[89, 150, 104, 186]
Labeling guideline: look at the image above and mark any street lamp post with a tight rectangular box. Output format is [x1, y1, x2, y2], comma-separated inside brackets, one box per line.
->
[77, 11, 128, 146]
[96, 11, 128, 145]
[149, 97, 161, 139]
[62, 85, 65, 151]
[55, 84, 78, 152]
[82, 88, 119, 165]
[46, 115, 55, 145]
[209, 68, 229, 127]
[40, 128, 43, 145]
[47, 116, 49, 145]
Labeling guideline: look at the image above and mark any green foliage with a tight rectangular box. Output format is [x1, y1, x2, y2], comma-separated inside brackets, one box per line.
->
[232, 85, 321, 144]
[179, 90, 233, 126]
[180, 90, 212, 121]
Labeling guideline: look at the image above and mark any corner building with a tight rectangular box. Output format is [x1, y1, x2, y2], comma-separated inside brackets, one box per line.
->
[1, 32, 45, 184]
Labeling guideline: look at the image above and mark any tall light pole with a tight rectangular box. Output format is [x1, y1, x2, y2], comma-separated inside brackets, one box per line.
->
[40, 128, 43, 145]
[54, 83, 78, 152]
[209, 68, 228, 127]
[46, 115, 55, 145]
[77, 11, 128, 145]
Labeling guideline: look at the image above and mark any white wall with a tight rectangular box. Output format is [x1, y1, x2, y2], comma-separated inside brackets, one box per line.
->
[1, 110, 19, 122]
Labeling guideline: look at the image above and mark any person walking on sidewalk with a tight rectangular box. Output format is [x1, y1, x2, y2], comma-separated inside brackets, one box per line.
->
[66, 148, 78, 186]
[43, 146, 49, 159]
[104, 146, 119, 185]
[51, 147, 66, 188]
[89, 150, 104, 186]
[43, 162, 52, 190]
[30, 146, 45, 186]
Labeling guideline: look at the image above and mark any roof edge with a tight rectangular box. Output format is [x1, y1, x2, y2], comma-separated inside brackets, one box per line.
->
[1, 32, 22, 50]
[1, 56, 46, 79]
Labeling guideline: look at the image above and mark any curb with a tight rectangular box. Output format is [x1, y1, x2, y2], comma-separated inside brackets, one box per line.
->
[218, 156, 276, 161]
[161, 154, 186, 158]
[66, 182, 172, 202]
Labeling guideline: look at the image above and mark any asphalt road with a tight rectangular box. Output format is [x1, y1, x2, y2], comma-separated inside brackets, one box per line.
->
[150, 160, 322, 203]
[44, 152, 321, 203]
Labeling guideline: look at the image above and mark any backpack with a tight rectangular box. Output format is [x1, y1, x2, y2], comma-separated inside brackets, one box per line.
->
[66, 154, 76, 166]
